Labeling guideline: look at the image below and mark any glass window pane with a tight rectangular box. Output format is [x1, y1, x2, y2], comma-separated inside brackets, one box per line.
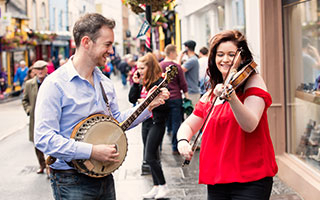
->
[283, 0, 320, 171]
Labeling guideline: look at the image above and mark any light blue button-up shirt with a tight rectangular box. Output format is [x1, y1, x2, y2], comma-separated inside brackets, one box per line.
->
[34, 58, 151, 170]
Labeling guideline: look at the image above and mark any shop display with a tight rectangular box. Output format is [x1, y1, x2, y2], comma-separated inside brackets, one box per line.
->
[296, 119, 320, 162]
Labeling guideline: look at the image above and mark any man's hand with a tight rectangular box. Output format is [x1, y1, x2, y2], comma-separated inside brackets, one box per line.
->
[91, 144, 120, 163]
[148, 87, 170, 111]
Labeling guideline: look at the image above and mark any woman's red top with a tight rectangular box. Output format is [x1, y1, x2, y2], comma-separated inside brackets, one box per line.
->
[193, 87, 278, 185]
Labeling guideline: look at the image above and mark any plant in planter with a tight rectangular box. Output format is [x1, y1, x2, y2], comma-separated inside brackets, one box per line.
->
[123, 0, 174, 14]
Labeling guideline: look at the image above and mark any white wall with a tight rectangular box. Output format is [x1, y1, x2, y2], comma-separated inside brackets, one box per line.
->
[96, 0, 123, 56]
[177, 0, 221, 53]
[245, 0, 261, 68]
[176, 0, 261, 65]
[68, 0, 96, 33]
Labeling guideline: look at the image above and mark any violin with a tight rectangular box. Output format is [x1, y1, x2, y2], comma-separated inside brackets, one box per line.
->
[220, 60, 258, 100]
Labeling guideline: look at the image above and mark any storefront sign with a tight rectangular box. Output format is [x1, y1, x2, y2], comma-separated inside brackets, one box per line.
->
[52, 40, 69, 46]
[0, 12, 11, 37]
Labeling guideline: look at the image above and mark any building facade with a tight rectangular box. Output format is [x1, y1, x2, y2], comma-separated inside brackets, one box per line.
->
[48, 0, 71, 59]
[96, 0, 124, 57]
[177, 0, 320, 199]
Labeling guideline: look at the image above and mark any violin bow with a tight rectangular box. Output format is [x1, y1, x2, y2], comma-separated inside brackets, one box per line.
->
[224, 48, 243, 85]
[182, 48, 243, 167]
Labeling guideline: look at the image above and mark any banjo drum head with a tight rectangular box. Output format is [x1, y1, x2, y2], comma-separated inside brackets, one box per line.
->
[72, 114, 128, 177]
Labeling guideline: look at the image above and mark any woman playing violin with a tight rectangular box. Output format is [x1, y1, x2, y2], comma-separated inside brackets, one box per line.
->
[177, 30, 278, 200]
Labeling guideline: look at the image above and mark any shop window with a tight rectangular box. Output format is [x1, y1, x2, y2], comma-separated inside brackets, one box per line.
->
[283, 0, 320, 171]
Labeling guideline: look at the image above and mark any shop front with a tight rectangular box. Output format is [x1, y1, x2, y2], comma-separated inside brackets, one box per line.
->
[51, 34, 71, 60]
[260, 0, 320, 199]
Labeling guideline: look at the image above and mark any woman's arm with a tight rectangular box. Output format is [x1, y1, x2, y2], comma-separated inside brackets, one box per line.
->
[177, 113, 204, 160]
[217, 73, 267, 132]
[128, 83, 142, 104]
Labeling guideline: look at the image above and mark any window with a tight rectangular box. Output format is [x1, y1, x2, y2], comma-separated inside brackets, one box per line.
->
[283, 0, 320, 171]
[231, 0, 245, 33]
[32, 0, 37, 30]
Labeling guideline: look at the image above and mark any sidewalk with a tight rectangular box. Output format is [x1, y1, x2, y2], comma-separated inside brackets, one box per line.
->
[0, 95, 28, 141]
[0, 73, 304, 199]
[110, 74, 304, 200]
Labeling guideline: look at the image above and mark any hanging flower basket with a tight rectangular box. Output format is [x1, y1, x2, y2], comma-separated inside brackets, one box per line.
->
[124, 0, 174, 14]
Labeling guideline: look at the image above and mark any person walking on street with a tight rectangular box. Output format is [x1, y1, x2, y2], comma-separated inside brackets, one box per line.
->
[177, 30, 278, 200]
[13, 60, 28, 89]
[22, 60, 48, 174]
[118, 54, 134, 87]
[0, 68, 8, 99]
[34, 13, 169, 200]
[160, 44, 188, 154]
[198, 47, 209, 96]
[129, 53, 170, 199]
[178, 40, 200, 106]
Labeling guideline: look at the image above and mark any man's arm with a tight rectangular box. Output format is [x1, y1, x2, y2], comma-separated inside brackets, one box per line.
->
[34, 80, 92, 162]
[21, 82, 31, 115]
[13, 68, 20, 84]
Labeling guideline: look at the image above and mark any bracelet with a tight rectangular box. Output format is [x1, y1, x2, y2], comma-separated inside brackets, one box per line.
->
[177, 139, 189, 143]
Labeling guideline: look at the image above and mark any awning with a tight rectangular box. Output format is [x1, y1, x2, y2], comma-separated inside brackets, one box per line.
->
[6, 0, 28, 19]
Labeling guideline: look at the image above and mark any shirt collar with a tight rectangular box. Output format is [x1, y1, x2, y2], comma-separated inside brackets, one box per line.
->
[66, 56, 103, 83]
[66, 56, 79, 82]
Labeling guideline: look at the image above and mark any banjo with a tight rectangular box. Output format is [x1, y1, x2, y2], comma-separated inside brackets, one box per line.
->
[46, 65, 177, 178]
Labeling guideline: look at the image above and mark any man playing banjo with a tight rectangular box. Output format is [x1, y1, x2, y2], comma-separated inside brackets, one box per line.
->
[34, 13, 169, 200]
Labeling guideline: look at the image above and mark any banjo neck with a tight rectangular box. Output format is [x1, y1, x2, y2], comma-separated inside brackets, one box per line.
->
[120, 64, 177, 131]
[120, 80, 167, 131]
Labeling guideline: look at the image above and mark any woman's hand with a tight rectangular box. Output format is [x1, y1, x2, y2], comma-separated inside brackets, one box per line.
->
[178, 140, 193, 161]
[213, 83, 224, 97]
[132, 70, 140, 84]
[213, 83, 235, 101]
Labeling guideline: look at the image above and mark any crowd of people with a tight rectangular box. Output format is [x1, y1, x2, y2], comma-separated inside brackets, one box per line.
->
[0, 12, 278, 200]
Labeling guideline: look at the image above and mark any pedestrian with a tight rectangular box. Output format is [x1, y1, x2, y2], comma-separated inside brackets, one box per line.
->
[118, 54, 134, 87]
[0, 67, 7, 99]
[160, 44, 188, 155]
[51, 56, 59, 70]
[178, 40, 200, 106]
[25, 66, 36, 81]
[129, 52, 170, 199]
[302, 36, 320, 86]
[13, 60, 28, 88]
[47, 58, 55, 74]
[177, 30, 278, 200]
[127, 57, 137, 86]
[22, 60, 48, 174]
[99, 57, 113, 78]
[34, 13, 169, 200]
[110, 53, 121, 75]
[198, 46, 209, 96]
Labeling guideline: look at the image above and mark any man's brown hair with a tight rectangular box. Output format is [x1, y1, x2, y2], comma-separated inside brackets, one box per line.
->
[164, 44, 177, 57]
[73, 13, 115, 48]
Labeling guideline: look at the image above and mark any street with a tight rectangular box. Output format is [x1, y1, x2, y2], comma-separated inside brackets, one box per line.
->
[0, 74, 303, 200]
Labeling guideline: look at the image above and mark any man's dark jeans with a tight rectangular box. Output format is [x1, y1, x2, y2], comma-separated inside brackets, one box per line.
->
[167, 99, 183, 151]
[50, 170, 115, 200]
